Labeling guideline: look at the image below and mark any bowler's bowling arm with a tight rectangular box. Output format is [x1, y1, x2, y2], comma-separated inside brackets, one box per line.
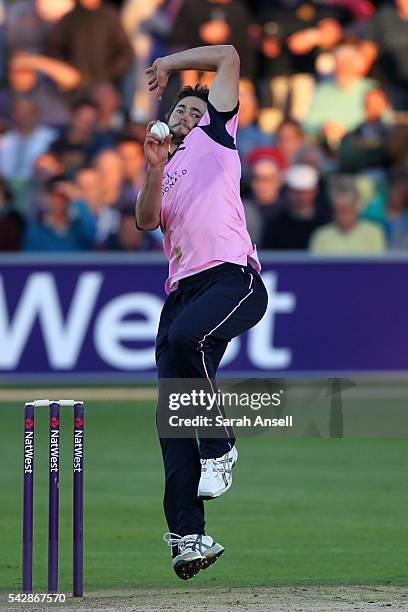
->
[150, 45, 240, 111]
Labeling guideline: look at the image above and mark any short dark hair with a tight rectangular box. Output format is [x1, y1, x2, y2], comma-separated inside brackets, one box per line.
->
[45, 175, 68, 193]
[70, 98, 98, 114]
[166, 84, 209, 122]
[277, 117, 303, 137]
[116, 133, 143, 146]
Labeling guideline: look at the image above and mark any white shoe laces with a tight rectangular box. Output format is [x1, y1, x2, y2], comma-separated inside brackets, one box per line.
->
[163, 532, 209, 554]
[163, 532, 196, 553]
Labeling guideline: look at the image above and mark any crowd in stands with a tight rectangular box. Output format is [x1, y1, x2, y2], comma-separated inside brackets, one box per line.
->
[1, 0, 408, 254]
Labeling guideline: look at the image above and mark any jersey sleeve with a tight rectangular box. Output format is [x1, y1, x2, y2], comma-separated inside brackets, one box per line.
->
[198, 101, 239, 150]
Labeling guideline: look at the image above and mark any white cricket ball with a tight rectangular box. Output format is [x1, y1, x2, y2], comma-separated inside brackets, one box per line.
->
[150, 121, 170, 142]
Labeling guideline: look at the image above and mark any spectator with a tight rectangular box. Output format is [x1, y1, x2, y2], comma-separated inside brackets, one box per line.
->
[261, 164, 330, 249]
[92, 81, 124, 135]
[31, 151, 65, 217]
[75, 165, 102, 216]
[254, 0, 346, 121]
[49, 142, 88, 180]
[303, 43, 377, 148]
[6, 0, 74, 54]
[338, 87, 392, 173]
[236, 78, 270, 182]
[121, 0, 165, 121]
[93, 148, 125, 244]
[360, 0, 408, 110]
[293, 140, 331, 211]
[47, 0, 134, 86]
[34, 152, 65, 185]
[243, 147, 286, 243]
[23, 176, 96, 251]
[275, 118, 305, 166]
[0, 51, 81, 129]
[51, 99, 105, 170]
[95, 147, 127, 207]
[280, 0, 374, 59]
[169, 0, 255, 84]
[0, 97, 57, 210]
[310, 177, 385, 253]
[101, 206, 159, 251]
[116, 135, 146, 196]
[0, 176, 25, 250]
[294, 141, 327, 172]
[385, 174, 408, 249]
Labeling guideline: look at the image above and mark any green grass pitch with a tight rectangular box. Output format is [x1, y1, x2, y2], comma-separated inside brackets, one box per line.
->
[0, 399, 407, 593]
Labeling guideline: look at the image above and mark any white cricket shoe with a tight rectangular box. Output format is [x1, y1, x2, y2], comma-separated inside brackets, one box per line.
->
[163, 533, 225, 580]
[198, 446, 238, 500]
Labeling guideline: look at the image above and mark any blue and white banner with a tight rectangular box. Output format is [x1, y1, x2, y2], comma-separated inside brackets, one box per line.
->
[0, 254, 406, 381]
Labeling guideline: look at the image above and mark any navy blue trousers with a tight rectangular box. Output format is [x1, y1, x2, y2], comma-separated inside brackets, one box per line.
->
[155, 263, 268, 537]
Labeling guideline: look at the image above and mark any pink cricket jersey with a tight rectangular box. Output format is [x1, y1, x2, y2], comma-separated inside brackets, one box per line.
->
[160, 101, 261, 294]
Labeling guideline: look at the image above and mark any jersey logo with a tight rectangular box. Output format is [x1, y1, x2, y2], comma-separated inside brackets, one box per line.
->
[162, 169, 188, 196]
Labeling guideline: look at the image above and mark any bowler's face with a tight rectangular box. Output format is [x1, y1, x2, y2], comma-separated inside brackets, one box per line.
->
[168, 96, 207, 139]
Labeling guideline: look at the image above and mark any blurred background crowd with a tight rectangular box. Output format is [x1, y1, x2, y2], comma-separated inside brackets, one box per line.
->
[1, 0, 408, 254]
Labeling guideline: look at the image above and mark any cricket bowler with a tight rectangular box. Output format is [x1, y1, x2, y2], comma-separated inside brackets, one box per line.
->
[136, 45, 268, 580]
